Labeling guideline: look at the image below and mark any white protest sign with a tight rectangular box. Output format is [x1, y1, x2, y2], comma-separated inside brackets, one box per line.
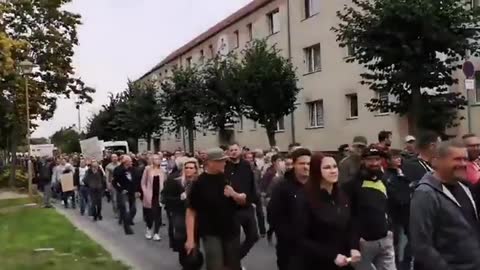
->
[80, 137, 103, 161]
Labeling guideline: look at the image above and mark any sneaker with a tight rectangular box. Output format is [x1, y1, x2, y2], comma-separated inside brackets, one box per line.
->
[153, 234, 161, 241]
[145, 229, 153, 240]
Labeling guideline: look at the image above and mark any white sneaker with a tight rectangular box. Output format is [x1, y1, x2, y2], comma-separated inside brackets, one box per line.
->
[153, 234, 161, 241]
[145, 229, 153, 240]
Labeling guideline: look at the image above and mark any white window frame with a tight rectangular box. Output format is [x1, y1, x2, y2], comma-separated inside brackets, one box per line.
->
[237, 116, 244, 131]
[233, 30, 240, 49]
[308, 100, 324, 128]
[347, 44, 356, 57]
[247, 23, 253, 41]
[175, 128, 181, 142]
[199, 50, 205, 64]
[275, 116, 285, 131]
[267, 9, 280, 35]
[186, 57, 192, 67]
[305, 0, 320, 18]
[347, 94, 359, 118]
[304, 44, 321, 73]
[377, 91, 390, 114]
[475, 71, 480, 104]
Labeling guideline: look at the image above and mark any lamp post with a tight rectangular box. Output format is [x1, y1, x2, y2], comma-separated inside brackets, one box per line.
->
[18, 60, 36, 197]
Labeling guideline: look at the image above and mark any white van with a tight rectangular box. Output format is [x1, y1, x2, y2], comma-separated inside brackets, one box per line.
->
[103, 141, 129, 154]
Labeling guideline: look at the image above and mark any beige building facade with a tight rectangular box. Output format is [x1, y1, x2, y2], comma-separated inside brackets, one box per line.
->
[137, 0, 480, 152]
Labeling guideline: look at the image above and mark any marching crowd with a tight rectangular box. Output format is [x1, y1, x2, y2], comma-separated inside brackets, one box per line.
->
[32, 130, 480, 270]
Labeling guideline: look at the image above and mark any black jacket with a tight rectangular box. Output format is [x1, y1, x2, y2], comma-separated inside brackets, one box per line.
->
[162, 176, 189, 213]
[225, 159, 259, 207]
[342, 168, 391, 242]
[403, 157, 433, 185]
[267, 170, 304, 243]
[410, 173, 480, 270]
[385, 168, 413, 227]
[293, 186, 356, 270]
[112, 165, 137, 194]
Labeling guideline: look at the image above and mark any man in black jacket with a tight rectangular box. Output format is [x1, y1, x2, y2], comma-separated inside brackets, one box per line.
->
[343, 146, 395, 270]
[267, 148, 311, 270]
[225, 143, 260, 260]
[112, 155, 139, 235]
[410, 140, 480, 270]
[403, 130, 440, 185]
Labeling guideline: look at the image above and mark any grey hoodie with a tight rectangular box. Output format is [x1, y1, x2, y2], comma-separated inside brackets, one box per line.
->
[410, 172, 480, 270]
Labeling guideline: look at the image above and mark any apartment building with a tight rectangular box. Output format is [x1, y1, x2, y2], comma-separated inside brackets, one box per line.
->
[137, 0, 480, 152]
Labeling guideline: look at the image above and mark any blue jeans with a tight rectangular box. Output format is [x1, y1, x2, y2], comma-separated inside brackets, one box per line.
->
[78, 186, 90, 215]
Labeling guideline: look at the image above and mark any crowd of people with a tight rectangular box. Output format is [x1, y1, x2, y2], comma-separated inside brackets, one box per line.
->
[30, 130, 480, 270]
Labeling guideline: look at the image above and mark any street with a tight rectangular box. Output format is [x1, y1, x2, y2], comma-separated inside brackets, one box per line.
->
[56, 198, 277, 270]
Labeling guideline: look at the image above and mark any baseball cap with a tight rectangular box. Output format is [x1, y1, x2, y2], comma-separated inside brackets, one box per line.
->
[352, 136, 368, 146]
[206, 148, 228, 161]
[362, 145, 387, 158]
[405, 135, 416, 143]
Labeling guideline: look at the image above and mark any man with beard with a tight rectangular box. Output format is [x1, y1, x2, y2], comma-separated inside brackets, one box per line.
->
[410, 140, 480, 270]
[343, 145, 395, 270]
[267, 148, 311, 270]
[462, 134, 480, 185]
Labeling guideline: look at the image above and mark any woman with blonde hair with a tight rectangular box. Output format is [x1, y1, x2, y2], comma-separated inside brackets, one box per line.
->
[162, 158, 200, 266]
[141, 154, 166, 241]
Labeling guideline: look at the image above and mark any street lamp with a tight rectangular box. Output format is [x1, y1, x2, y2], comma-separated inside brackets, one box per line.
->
[18, 59, 36, 198]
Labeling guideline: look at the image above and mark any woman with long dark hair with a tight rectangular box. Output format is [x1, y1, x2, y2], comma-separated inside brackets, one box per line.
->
[294, 153, 361, 270]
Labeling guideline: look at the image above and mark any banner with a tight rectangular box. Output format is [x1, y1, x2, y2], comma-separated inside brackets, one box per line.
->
[60, 173, 74, 192]
[80, 137, 103, 161]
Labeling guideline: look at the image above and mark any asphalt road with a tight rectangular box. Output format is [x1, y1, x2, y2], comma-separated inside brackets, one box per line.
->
[56, 198, 277, 270]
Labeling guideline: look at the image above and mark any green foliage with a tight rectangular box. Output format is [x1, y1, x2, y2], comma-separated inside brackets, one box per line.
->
[50, 126, 81, 154]
[333, 0, 479, 134]
[200, 53, 242, 131]
[0, 166, 28, 189]
[86, 93, 120, 141]
[235, 39, 300, 147]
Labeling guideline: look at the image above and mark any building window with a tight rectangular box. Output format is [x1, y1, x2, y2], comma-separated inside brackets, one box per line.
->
[304, 44, 321, 73]
[233, 30, 239, 48]
[347, 44, 356, 57]
[209, 44, 214, 58]
[186, 57, 192, 67]
[475, 71, 480, 103]
[305, 0, 320, 18]
[378, 91, 390, 114]
[175, 128, 181, 141]
[238, 116, 244, 131]
[347, 94, 359, 118]
[308, 100, 324, 128]
[252, 120, 257, 130]
[199, 50, 205, 64]
[247, 23, 253, 41]
[276, 117, 285, 131]
[267, 9, 280, 35]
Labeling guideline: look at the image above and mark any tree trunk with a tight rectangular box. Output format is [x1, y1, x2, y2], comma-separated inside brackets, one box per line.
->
[409, 87, 422, 135]
[9, 130, 17, 188]
[266, 127, 276, 148]
[188, 128, 195, 154]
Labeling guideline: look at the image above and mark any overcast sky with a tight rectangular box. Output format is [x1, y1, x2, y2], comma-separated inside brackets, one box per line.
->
[32, 0, 251, 138]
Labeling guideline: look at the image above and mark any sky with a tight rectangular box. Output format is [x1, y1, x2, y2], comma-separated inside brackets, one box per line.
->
[32, 0, 252, 138]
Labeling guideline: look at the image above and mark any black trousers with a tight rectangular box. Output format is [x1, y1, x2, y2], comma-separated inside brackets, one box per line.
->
[276, 239, 293, 270]
[236, 206, 260, 259]
[144, 205, 162, 234]
[62, 190, 75, 208]
[90, 189, 103, 219]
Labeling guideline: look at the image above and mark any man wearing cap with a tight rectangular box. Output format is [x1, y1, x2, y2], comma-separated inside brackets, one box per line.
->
[343, 145, 396, 270]
[185, 148, 246, 270]
[339, 136, 368, 185]
[402, 135, 417, 160]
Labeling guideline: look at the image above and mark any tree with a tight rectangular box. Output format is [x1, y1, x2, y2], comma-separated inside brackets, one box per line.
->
[1, 0, 94, 186]
[201, 53, 242, 145]
[160, 65, 204, 152]
[111, 80, 164, 150]
[86, 93, 120, 141]
[235, 39, 300, 147]
[333, 0, 479, 135]
[50, 126, 81, 154]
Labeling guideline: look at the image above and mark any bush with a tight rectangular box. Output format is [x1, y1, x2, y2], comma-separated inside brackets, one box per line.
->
[0, 166, 28, 189]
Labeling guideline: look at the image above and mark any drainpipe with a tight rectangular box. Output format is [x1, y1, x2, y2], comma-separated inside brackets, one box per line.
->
[286, 0, 296, 144]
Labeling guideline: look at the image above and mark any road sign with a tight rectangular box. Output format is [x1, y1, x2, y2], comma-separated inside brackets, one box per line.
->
[465, 79, 475, 90]
[463, 61, 475, 78]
